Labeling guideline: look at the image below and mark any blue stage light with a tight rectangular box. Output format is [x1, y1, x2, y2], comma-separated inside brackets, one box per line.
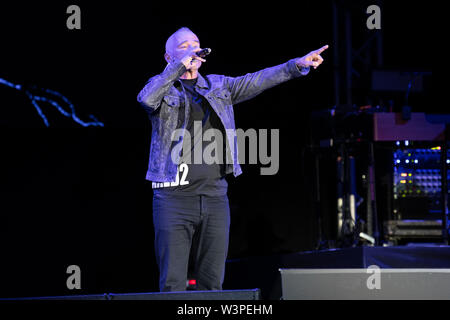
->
[1, 77, 104, 127]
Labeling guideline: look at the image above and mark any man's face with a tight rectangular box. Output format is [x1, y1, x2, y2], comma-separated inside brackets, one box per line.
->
[166, 30, 202, 70]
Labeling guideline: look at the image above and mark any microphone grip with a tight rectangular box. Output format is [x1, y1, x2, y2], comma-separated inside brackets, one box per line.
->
[196, 48, 212, 58]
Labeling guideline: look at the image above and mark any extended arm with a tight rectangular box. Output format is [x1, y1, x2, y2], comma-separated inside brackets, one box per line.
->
[224, 45, 328, 105]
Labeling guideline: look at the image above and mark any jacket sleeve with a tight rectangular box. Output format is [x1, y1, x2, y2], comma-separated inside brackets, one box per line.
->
[223, 58, 310, 105]
[137, 61, 186, 113]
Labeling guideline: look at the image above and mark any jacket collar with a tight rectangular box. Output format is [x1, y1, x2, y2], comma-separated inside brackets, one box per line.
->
[195, 73, 209, 90]
[174, 73, 209, 96]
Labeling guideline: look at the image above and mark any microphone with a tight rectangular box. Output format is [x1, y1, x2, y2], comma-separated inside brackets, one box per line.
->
[196, 48, 212, 58]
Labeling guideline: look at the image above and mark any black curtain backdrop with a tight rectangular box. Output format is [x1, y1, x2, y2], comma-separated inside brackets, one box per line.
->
[0, 1, 433, 297]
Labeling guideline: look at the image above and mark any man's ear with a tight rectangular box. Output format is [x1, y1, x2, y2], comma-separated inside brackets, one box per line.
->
[164, 53, 172, 64]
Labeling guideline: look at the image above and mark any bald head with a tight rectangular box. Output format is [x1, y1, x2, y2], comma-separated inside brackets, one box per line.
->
[165, 27, 199, 56]
[164, 27, 203, 73]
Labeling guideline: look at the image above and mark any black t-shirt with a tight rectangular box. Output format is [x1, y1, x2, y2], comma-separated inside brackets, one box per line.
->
[152, 78, 228, 196]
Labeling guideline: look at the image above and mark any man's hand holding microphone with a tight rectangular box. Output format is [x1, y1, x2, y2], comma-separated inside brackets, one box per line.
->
[180, 48, 211, 69]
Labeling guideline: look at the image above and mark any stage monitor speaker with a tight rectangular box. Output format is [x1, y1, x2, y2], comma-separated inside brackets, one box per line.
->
[280, 268, 450, 300]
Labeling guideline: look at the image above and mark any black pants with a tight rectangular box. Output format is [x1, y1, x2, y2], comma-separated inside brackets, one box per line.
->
[152, 192, 230, 292]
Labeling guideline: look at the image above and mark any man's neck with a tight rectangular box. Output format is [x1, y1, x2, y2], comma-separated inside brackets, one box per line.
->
[180, 69, 198, 80]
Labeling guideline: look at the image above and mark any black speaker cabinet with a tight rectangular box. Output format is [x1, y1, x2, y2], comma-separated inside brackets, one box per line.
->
[280, 268, 450, 300]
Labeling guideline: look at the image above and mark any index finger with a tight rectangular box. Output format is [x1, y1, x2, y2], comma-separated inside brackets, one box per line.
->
[315, 45, 329, 54]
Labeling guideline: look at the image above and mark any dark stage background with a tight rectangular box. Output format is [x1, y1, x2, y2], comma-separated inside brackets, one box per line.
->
[0, 1, 433, 297]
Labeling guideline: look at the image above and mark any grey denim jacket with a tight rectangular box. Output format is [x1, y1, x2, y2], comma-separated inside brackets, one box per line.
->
[137, 58, 309, 182]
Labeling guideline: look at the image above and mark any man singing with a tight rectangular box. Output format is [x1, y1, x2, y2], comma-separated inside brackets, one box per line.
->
[137, 27, 328, 292]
